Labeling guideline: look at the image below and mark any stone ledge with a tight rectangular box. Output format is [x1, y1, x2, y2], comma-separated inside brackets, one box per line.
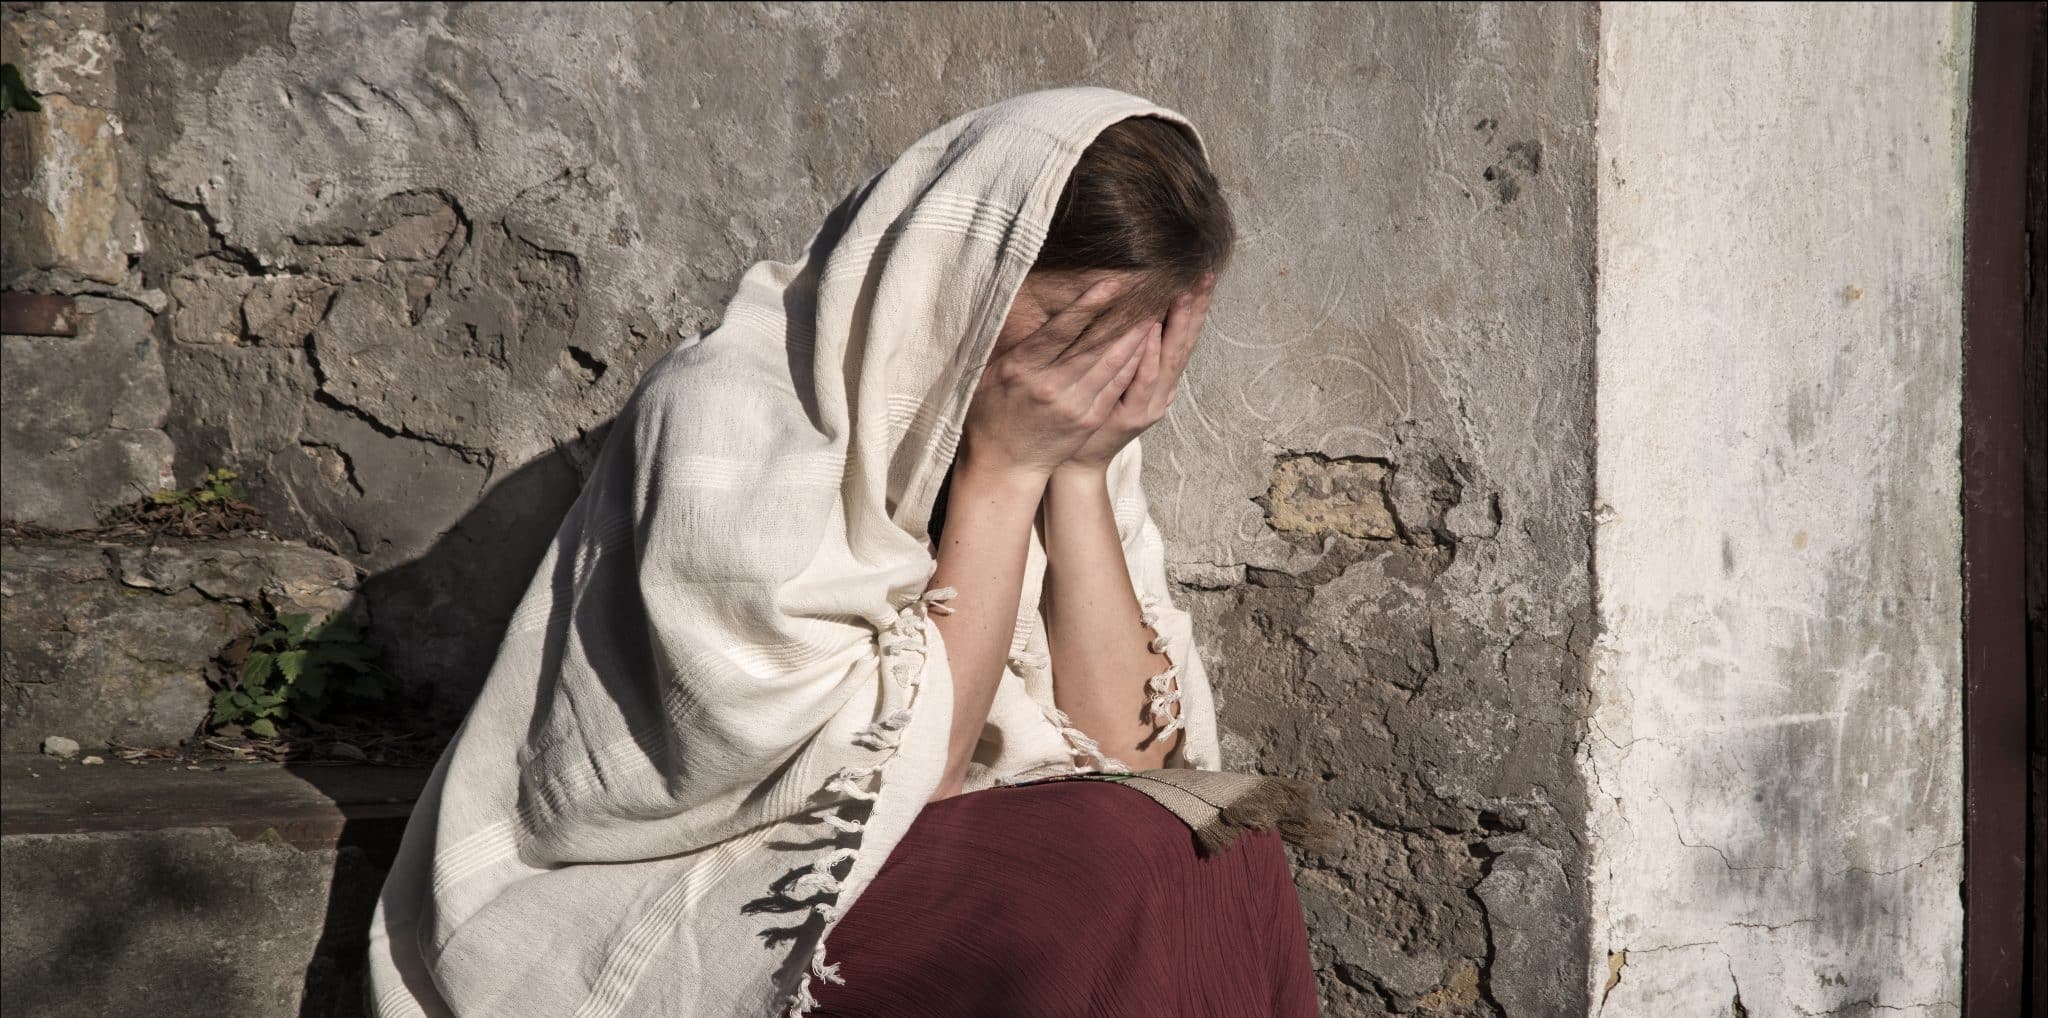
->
[0, 754, 431, 1018]
[0, 753, 428, 853]
[0, 533, 364, 754]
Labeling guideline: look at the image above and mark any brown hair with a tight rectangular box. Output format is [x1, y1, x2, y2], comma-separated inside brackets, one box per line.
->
[931, 118, 1232, 543]
[1033, 115, 1235, 331]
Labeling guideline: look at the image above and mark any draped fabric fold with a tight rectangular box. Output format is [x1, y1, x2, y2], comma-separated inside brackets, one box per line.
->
[365, 87, 1223, 1018]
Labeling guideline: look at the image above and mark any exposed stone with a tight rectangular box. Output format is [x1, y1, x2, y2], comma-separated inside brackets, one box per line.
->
[1260, 454, 1400, 541]
[39, 736, 79, 759]
[0, 3, 119, 108]
[0, 535, 363, 753]
[0, 297, 175, 529]
[0, 755, 430, 1017]
[0, 94, 138, 286]
[240, 276, 334, 345]
[168, 268, 256, 345]
[1474, 834, 1577, 1014]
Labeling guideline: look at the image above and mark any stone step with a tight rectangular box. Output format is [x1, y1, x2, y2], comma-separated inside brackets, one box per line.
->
[0, 753, 431, 1018]
[0, 534, 363, 754]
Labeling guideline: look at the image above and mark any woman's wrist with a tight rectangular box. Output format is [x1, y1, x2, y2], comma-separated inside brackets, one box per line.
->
[951, 444, 1056, 506]
[1048, 459, 1112, 491]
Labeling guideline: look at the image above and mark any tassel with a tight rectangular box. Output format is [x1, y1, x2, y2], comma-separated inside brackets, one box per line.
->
[1146, 666, 1179, 694]
[824, 765, 881, 801]
[781, 585, 959, 1015]
[1137, 593, 1162, 628]
[790, 872, 841, 897]
[914, 585, 959, 615]
[852, 706, 914, 749]
[785, 974, 819, 1017]
[808, 847, 857, 872]
[810, 948, 845, 985]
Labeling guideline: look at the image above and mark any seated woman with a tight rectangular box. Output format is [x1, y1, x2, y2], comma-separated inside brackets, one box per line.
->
[364, 87, 1318, 1018]
[812, 112, 1318, 1017]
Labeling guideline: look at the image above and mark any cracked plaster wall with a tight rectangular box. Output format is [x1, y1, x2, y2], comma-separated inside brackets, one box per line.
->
[68, 2, 1599, 1013]
[1587, 4, 1969, 1015]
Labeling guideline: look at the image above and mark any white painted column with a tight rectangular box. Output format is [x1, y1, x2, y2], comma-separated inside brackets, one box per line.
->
[1587, 3, 1970, 1014]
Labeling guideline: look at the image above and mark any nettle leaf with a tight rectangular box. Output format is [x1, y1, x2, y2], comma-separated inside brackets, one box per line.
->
[253, 628, 287, 650]
[278, 612, 314, 645]
[275, 649, 308, 685]
[248, 718, 277, 739]
[231, 690, 255, 709]
[294, 670, 328, 701]
[242, 651, 276, 686]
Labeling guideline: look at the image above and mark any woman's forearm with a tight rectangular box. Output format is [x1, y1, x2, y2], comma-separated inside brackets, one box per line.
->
[925, 447, 1047, 800]
[1039, 463, 1183, 769]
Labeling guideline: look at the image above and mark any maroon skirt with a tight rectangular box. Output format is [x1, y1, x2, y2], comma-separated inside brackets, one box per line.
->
[809, 778, 1321, 1017]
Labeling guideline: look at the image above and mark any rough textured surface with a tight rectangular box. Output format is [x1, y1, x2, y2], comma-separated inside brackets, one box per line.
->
[0, 755, 423, 1018]
[0, 828, 379, 1018]
[0, 297, 176, 528]
[1588, 4, 1968, 1015]
[5, 3, 1604, 1012]
[0, 1, 148, 298]
[0, 535, 361, 753]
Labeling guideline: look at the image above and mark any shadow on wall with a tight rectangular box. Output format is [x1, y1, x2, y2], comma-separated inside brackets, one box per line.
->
[354, 430, 599, 730]
[272, 427, 599, 1017]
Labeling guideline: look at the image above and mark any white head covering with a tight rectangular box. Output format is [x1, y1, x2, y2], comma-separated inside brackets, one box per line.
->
[365, 85, 1223, 1018]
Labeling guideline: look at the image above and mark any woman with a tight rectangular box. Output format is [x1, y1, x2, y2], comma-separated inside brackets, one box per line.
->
[365, 86, 1316, 1018]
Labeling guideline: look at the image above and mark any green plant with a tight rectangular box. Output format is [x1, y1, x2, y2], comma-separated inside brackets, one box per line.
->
[150, 466, 247, 509]
[0, 64, 41, 116]
[211, 610, 387, 738]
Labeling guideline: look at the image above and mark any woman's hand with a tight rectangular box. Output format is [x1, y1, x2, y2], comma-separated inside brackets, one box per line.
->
[960, 278, 1155, 480]
[1060, 274, 1215, 474]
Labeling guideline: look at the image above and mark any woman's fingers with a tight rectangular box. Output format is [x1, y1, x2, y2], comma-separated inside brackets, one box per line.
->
[1066, 318, 1149, 421]
[1086, 323, 1155, 422]
[1123, 324, 1163, 409]
[1019, 277, 1124, 365]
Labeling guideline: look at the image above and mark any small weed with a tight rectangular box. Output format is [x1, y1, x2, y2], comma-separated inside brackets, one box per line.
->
[92, 465, 266, 538]
[149, 466, 247, 509]
[210, 610, 388, 738]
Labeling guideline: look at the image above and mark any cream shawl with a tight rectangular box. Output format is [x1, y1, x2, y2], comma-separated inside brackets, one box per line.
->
[364, 86, 1222, 1018]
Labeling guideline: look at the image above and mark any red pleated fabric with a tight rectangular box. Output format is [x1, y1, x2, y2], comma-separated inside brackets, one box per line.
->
[808, 778, 1321, 1018]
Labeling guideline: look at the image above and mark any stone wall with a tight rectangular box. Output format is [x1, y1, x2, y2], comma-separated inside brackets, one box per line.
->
[1, 1, 171, 527]
[7, 3, 1603, 1013]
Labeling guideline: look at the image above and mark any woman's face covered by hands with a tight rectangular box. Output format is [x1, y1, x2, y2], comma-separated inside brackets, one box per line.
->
[966, 269, 1217, 476]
